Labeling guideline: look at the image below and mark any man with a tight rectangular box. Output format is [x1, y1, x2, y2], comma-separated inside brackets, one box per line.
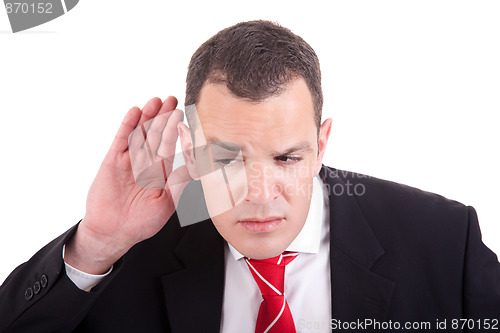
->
[0, 20, 499, 333]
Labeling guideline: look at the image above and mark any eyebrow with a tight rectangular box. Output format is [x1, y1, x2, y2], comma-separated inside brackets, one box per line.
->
[207, 140, 242, 152]
[206, 137, 312, 156]
[270, 141, 313, 156]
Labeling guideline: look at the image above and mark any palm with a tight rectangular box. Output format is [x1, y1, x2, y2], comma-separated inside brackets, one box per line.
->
[82, 97, 190, 247]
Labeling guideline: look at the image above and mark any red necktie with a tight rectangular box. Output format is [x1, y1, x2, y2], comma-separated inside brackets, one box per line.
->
[245, 252, 298, 333]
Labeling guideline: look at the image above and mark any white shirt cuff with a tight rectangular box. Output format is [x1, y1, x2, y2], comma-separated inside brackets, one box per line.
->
[62, 244, 113, 292]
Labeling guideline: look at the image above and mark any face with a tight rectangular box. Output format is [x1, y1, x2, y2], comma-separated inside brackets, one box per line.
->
[179, 78, 332, 259]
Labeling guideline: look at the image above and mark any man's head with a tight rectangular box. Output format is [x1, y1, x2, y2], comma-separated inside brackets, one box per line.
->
[185, 20, 323, 134]
[178, 20, 332, 259]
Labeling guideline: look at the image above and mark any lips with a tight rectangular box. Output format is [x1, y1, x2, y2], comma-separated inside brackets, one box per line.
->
[238, 217, 284, 233]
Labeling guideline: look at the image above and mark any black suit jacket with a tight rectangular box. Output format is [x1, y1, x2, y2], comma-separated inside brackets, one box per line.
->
[1, 166, 499, 332]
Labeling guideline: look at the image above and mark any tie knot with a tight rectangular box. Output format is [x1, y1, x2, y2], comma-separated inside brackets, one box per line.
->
[246, 251, 298, 266]
[245, 252, 298, 296]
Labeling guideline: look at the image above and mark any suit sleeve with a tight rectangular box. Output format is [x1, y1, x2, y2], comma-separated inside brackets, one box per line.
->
[0, 223, 122, 333]
[462, 206, 500, 319]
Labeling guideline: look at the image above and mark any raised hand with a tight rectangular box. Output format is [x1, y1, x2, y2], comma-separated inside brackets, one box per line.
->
[65, 97, 191, 274]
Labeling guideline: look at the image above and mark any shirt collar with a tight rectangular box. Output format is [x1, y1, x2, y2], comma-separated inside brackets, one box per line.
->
[228, 175, 325, 260]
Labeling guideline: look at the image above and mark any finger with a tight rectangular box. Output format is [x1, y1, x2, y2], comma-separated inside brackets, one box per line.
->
[138, 96, 178, 150]
[158, 96, 178, 116]
[158, 109, 184, 158]
[137, 97, 163, 126]
[111, 106, 142, 153]
[144, 112, 171, 156]
[128, 123, 147, 150]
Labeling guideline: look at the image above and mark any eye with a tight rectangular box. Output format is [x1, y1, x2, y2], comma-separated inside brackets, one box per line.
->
[214, 158, 243, 168]
[275, 155, 303, 164]
[216, 159, 234, 165]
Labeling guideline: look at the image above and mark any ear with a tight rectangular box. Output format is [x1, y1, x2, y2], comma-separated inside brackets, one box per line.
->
[313, 118, 332, 177]
[178, 122, 200, 180]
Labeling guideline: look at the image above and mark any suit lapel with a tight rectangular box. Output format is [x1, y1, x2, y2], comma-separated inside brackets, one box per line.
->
[161, 219, 225, 333]
[320, 166, 395, 322]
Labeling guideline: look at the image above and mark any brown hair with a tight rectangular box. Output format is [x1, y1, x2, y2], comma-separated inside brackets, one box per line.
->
[185, 20, 323, 132]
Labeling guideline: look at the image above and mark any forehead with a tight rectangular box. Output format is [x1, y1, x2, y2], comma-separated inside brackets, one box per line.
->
[193, 78, 316, 142]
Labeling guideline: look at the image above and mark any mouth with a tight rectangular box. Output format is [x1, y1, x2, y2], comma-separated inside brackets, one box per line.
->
[238, 217, 284, 233]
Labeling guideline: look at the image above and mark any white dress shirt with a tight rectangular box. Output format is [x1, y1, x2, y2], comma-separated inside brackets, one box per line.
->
[65, 176, 332, 332]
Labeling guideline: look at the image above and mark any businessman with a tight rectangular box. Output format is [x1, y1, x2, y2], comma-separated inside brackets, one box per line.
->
[0, 20, 499, 333]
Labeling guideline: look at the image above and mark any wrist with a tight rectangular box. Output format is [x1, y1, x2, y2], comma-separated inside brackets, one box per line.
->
[64, 222, 130, 275]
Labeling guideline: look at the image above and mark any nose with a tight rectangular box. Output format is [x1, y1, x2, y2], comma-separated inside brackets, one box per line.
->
[244, 162, 280, 204]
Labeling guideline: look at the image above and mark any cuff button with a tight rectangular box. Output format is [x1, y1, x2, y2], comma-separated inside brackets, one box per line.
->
[24, 287, 33, 301]
[33, 281, 41, 294]
[40, 274, 48, 288]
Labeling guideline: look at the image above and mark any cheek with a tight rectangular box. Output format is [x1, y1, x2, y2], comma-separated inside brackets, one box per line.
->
[280, 176, 314, 215]
[198, 164, 248, 218]
[210, 213, 240, 245]
[199, 172, 235, 218]
[277, 165, 315, 199]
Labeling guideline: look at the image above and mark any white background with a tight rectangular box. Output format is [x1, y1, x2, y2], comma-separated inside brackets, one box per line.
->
[0, 0, 498, 284]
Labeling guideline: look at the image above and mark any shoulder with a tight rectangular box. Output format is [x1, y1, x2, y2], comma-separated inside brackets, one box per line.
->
[320, 165, 471, 242]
